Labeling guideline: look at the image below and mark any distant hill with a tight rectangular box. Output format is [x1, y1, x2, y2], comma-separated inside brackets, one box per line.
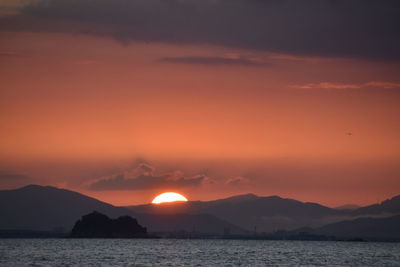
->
[334, 204, 361, 210]
[210, 193, 260, 204]
[353, 195, 400, 215]
[313, 215, 400, 241]
[0, 185, 244, 235]
[126, 194, 400, 233]
[0, 185, 132, 231]
[126, 194, 349, 232]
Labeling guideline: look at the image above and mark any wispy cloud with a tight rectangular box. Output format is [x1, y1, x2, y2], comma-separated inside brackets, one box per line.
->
[159, 55, 266, 67]
[363, 81, 400, 89]
[226, 176, 250, 186]
[293, 81, 400, 90]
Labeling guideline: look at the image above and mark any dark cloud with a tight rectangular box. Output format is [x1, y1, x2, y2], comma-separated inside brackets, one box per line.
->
[159, 56, 266, 66]
[88, 173, 206, 191]
[137, 163, 154, 174]
[1, 0, 399, 60]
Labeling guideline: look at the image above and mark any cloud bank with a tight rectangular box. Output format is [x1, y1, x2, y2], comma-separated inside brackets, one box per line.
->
[1, 0, 399, 60]
[89, 174, 206, 191]
[88, 162, 208, 191]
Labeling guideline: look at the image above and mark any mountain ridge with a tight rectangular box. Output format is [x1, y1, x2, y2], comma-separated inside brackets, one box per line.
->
[126, 193, 400, 232]
[312, 214, 400, 241]
[0, 185, 245, 234]
[1, 185, 399, 238]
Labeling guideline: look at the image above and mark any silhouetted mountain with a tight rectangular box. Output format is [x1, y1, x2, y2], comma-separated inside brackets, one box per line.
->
[126, 194, 348, 232]
[354, 195, 400, 215]
[128, 194, 400, 233]
[0, 185, 244, 235]
[3, 185, 398, 238]
[70, 211, 147, 238]
[313, 215, 400, 241]
[334, 204, 361, 210]
[0, 185, 132, 231]
[212, 193, 260, 203]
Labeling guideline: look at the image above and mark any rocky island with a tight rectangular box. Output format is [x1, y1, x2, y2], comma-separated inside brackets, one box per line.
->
[70, 211, 147, 238]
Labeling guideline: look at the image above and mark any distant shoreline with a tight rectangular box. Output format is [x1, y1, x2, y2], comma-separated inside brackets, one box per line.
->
[1, 230, 399, 242]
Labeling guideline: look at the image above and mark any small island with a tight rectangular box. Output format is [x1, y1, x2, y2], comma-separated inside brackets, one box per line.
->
[70, 211, 147, 238]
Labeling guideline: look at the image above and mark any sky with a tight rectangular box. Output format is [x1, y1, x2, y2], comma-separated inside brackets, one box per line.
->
[0, 0, 399, 207]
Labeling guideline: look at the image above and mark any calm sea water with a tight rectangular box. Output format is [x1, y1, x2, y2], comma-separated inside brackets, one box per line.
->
[0, 239, 399, 266]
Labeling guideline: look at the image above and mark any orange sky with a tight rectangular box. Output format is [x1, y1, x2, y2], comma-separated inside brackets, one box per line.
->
[1, 30, 399, 207]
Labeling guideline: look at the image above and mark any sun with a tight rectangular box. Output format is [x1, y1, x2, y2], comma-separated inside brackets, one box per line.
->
[152, 192, 188, 204]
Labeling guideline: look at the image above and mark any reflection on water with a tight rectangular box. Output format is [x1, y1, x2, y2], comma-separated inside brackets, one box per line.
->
[1, 239, 399, 266]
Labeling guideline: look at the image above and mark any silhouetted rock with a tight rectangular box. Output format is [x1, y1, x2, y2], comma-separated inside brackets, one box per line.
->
[70, 211, 147, 238]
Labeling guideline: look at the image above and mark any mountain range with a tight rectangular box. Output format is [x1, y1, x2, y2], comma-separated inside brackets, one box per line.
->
[1, 185, 399, 240]
[125, 193, 400, 233]
[0, 185, 244, 235]
[312, 215, 400, 240]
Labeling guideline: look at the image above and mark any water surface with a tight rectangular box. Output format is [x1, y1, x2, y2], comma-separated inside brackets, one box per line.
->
[1, 239, 399, 266]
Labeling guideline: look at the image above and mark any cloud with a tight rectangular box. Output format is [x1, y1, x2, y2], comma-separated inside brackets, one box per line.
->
[293, 82, 362, 89]
[159, 56, 266, 66]
[225, 176, 250, 186]
[87, 162, 209, 191]
[1, 0, 399, 60]
[364, 81, 400, 89]
[293, 81, 400, 90]
[88, 173, 207, 191]
[137, 163, 154, 174]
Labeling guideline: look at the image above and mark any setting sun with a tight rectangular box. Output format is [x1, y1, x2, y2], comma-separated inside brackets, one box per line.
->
[152, 192, 188, 204]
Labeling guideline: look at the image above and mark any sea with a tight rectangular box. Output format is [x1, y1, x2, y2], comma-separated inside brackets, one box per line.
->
[1, 239, 399, 266]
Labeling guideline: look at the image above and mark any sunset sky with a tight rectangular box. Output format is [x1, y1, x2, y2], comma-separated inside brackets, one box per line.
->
[0, 0, 399, 207]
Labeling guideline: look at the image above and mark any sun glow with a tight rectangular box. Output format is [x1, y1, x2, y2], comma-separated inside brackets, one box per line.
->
[152, 192, 188, 204]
